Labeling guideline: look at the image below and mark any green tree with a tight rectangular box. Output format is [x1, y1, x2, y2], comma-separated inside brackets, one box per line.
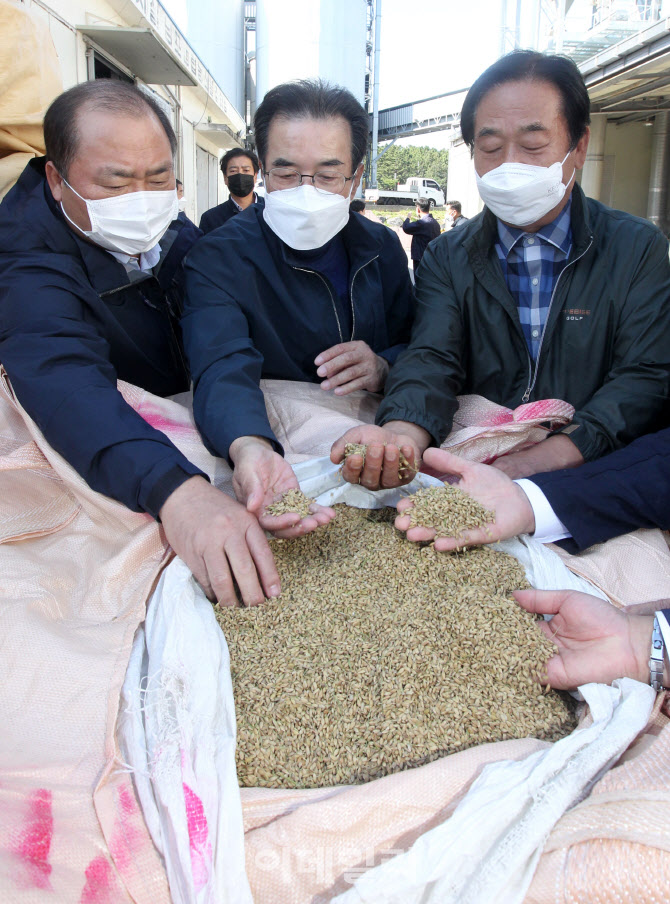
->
[375, 143, 448, 191]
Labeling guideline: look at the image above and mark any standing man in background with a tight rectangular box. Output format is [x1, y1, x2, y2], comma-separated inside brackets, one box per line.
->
[199, 148, 265, 233]
[446, 199, 468, 229]
[402, 197, 441, 270]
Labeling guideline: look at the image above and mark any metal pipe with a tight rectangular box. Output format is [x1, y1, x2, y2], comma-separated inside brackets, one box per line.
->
[555, 0, 566, 54]
[514, 0, 522, 48]
[163, 84, 184, 180]
[500, 0, 508, 56]
[370, 0, 382, 189]
[647, 111, 670, 235]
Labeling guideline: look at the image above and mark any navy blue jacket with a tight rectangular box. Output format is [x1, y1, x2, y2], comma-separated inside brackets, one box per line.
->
[199, 195, 265, 234]
[183, 204, 414, 460]
[402, 213, 441, 261]
[0, 158, 204, 517]
[531, 427, 670, 552]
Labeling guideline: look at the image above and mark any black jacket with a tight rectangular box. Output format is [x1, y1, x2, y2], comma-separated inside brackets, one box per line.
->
[402, 213, 441, 261]
[183, 204, 414, 460]
[377, 185, 670, 462]
[0, 158, 204, 517]
[199, 195, 265, 234]
[531, 427, 670, 552]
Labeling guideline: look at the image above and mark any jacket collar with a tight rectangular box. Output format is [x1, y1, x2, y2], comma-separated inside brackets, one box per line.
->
[467, 182, 593, 262]
[463, 182, 594, 320]
[257, 206, 385, 271]
[39, 163, 164, 297]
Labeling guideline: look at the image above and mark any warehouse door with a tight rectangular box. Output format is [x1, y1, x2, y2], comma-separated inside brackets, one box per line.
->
[196, 146, 219, 223]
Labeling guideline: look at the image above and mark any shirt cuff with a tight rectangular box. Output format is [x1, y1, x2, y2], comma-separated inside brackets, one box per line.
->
[515, 478, 572, 544]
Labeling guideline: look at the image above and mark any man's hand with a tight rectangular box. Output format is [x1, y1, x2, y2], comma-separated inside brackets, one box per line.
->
[159, 475, 279, 607]
[330, 421, 430, 490]
[315, 341, 389, 395]
[492, 434, 584, 479]
[395, 448, 535, 549]
[515, 588, 652, 690]
[230, 436, 335, 538]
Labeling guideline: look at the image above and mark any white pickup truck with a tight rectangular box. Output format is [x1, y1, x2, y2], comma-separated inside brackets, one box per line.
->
[365, 176, 445, 207]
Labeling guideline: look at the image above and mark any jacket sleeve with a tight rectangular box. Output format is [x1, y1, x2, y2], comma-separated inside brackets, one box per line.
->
[199, 210, 215, 234]
[402, 218, 423, 235]
[557, 228, 670, 461]
[182, 242, 281, 462]
[375, 238, 462, 442]
[0, 256, 205, 518]
[530, 427, 670, 551]
[377, 228, 415, 365]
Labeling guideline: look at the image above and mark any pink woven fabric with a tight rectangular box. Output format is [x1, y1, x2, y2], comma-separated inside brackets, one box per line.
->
[1, 374, 668, 904]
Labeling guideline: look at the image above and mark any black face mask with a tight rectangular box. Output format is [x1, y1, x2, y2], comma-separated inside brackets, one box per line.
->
[227, 173, 255, 198]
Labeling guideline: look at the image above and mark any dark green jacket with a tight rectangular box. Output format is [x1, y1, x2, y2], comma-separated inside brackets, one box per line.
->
[376, 184, 670, 461]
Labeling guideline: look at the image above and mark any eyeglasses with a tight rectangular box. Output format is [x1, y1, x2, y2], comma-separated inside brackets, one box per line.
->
[266, 167, 353, 194]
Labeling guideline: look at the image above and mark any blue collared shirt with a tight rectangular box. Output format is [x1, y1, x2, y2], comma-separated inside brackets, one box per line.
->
[494, 199, 573, 359]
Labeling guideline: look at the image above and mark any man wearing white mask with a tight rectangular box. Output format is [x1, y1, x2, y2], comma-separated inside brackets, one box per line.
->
[0, 80, 289, 608]
[333, 50, 670, 489]
[182, 79, 413, 523]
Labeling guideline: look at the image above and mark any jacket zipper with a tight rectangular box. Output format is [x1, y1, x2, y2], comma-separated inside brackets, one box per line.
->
[521, 236, 594, 403]
[291, 267, 345, 342]
[291, 257, 379, 343]
[349, 255, 379, 342]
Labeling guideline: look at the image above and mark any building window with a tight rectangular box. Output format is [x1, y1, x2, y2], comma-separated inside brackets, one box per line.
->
[92, 51, 134, 83]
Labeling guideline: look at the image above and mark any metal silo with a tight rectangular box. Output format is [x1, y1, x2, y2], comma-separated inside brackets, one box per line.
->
[188, 0, 245, 115]
[256, 0, 367, 105]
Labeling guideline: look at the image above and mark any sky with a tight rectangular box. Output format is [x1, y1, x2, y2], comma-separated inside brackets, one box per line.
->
[374, 0, 504, 150]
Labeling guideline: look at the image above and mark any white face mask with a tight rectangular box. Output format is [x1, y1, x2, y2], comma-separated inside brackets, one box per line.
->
[178, 196, 187, 213]
[263, 184, 352, 251]
[475, 151, 574, 228]
[60, 179, 179, 256]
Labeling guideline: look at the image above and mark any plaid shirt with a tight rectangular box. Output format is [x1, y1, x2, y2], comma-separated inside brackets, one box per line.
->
[494, 200, 573, 359]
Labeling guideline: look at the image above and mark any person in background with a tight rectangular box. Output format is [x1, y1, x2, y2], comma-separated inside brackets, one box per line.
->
[182, 79, 414, 531]
[0, 80, 284, 608]
[446, 199, 468, 229]
[176, 178, 186, 209]
[350, 198, 366, 215]
[199, 148, 265, 234]
[402, 197, 441, 270]
[333, 50, 670, 490]
[174, 178, 200, 235]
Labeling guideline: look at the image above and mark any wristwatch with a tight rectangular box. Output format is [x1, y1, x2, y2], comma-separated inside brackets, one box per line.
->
[649, 610, 670, 691]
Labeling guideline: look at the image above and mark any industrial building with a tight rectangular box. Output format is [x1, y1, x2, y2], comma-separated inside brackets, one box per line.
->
[11, 0, 670, 230]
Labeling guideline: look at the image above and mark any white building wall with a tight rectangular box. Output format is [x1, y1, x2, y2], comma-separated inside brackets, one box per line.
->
[603, 121, 653, 219]
[185, 0, 245, 114]
[256, 0, 366, 106]
[446, 140, 483, 221]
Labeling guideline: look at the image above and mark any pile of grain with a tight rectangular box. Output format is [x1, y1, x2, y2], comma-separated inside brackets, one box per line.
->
[215, 505, 575, 789]
[408, 484, 495, 538]
[264, 489, 316, 518]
